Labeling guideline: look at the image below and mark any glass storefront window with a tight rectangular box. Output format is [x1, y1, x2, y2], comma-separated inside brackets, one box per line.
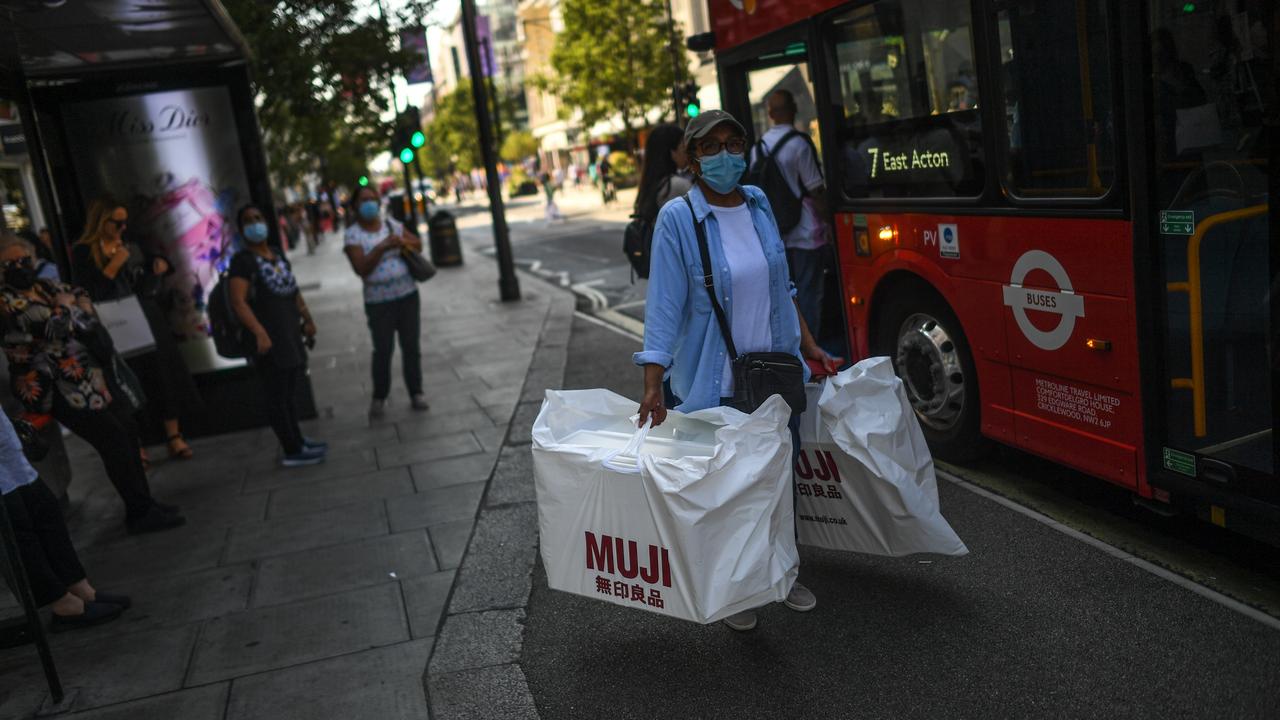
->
[0, 166, 33, 234]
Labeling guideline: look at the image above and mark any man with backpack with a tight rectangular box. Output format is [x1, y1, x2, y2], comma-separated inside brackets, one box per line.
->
[747, 89, 832, 336]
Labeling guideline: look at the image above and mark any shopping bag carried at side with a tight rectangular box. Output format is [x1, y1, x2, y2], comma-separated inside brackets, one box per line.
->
[532, 389, 798, 624]
[794, 357, 968, 556]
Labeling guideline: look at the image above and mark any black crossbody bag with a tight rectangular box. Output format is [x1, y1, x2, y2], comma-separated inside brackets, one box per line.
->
[682, 195, 806, 415]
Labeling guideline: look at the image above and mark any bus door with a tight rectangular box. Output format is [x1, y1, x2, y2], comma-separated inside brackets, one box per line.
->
[1149, 0, 1275, 501]
[721, 38, 849, 357]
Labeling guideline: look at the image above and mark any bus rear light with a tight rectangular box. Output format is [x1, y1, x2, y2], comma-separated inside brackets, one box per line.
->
[849, 295, 863, 306]
[877, 225, 897, 243]
[1085, 338, 1112, 351]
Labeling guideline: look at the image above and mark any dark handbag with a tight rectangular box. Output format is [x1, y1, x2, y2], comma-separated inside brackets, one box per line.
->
[401, 248, 437, 282]
[682, 195, 807, 415]
[78, 321, 147, 412]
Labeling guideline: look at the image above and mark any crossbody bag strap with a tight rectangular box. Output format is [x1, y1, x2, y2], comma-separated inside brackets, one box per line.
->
[681, 194, 738, 360]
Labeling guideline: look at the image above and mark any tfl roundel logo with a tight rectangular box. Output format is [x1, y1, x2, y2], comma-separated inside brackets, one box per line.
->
[729, 0, 758, 13]
[1000, 250, 1085, 351]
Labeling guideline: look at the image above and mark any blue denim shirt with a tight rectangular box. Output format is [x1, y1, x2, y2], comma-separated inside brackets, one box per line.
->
[0, 411, 38, 496]
[633, 183, 807, 412]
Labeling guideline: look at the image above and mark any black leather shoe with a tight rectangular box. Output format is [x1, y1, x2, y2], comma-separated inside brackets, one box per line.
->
[93, 592, 132, 609]
[154, 501, 180, 515]
[50, 601, 123, 632]
[126, 506, 186, 535]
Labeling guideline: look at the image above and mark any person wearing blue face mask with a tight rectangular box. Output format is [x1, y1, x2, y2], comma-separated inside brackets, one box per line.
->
[342, 185, 427, 418]
[228, 205, 325, 467]
[634, 109, 841, 633]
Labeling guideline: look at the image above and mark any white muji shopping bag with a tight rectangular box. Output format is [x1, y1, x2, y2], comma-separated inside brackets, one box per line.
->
[531, 389, 798, 624]
[795, 358, 968, 556]
[94, 296, 156, 357]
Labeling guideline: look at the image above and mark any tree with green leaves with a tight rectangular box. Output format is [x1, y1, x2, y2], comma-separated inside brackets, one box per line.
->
[536, 0, 687, 149]
[419, 81, 518, 180]
[223, 0, 435, 190]
[500, 130, 539, 163]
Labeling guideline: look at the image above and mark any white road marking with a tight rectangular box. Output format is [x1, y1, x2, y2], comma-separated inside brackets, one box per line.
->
[937, 469, 1280, 632]
[574, 311, 644, 343]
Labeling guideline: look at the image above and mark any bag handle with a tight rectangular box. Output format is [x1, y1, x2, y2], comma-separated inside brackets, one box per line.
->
[601, 421, 652, 475]
[682, 194, 739, 360]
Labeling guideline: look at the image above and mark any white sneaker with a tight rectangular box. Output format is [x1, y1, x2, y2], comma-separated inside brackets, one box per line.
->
[721, 610, 757, 632]
[369, 398, 386, 418]
[784, 582, 817, 612]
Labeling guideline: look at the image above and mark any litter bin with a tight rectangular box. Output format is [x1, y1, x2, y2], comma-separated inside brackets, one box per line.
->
[428, 210, 463, 267]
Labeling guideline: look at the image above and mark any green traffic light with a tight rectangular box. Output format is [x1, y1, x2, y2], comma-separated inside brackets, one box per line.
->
[411, 131, 425, 148]
[399, 147, 415, 164]
[1181, 2, 1195, 11]
[358, 175, 369, 187]
[685, 103, 700, 118]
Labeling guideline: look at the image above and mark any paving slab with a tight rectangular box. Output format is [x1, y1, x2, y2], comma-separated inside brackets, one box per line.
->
[428, 608, 527, 675]
[386, 482, 486, 533]
[265, 467, 414, 519]
[77, 523, 230, 586]
[156, 483, 270, 529]
[403, 569, 457, 640]
[222, 499, 388, 564]
[188, 582, 409, 685]
[471, 425, 506, 454]
[46, 624, 198, 710]
[253, 531, 437, 608]
[59, 684, 229, 720]
[225, 639, 434, 720]
[410, 452, 498, 492]
[394, 409, 497, 443]
[375, 431, 484, 469]
[241, 449, 381, 493]
[429, 664, 539, 720]
[429, 519, 476, 571]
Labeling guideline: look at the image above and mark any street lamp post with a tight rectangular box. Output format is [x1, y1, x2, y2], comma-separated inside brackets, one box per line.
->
[460, 0, 520, 301]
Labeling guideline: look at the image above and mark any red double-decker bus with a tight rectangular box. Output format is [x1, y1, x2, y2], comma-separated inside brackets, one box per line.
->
[706, 0, 1276, 540]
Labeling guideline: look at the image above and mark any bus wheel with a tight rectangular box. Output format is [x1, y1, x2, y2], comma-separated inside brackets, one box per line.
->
[877, 292, 989, 462]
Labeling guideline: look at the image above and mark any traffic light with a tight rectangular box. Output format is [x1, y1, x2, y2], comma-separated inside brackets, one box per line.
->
[358, 175, 370, 187]
[681, 80, 700, 119]
[390, 105, 425, 165]
[411, 130, 425, 149]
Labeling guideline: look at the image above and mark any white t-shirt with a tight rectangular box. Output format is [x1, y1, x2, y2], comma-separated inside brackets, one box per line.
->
[751, 124, 830, 250]
[343, 217, 416, 304]
[709, 203, 773, 394]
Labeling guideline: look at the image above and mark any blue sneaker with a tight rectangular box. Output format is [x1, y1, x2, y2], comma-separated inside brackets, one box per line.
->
[280, 446, 326, 468]
[303, 437, 328, 451]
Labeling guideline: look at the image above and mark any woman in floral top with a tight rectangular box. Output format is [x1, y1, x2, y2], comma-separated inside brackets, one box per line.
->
[0, 234, 183, 535]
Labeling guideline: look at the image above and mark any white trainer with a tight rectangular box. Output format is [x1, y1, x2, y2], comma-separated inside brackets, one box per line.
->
[784, 581, 817, 612]
[721, 610, 758, 632]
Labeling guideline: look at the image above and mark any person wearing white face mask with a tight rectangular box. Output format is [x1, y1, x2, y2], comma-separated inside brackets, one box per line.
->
[228, 205, 325, 467]
[342, 186, 427, 418]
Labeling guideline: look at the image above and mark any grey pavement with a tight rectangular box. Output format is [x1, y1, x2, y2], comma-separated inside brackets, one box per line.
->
[0, 201, 570, 720]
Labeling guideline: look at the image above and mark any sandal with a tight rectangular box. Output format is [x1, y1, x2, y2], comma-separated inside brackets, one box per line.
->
[167, 433, 194, 460]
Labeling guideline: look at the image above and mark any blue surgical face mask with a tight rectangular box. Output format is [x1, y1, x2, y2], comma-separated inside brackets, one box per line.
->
[243, 222, 269, 244]
[697, 150, 746, 194]
[358, 200, 380, 221]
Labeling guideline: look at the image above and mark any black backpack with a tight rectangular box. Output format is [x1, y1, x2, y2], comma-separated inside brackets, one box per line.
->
[744, 130, 815, 235]
[622, 176, 673, 280]
[207, 265, 255, 359]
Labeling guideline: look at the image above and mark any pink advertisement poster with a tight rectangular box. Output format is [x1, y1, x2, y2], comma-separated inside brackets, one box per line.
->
[62, 86, 252, 373]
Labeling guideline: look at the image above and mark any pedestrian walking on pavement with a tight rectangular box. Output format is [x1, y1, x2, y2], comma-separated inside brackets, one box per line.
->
[0, 234, 184, 535]
[747, 90, 834, 337]
[633, 109, 841, 632]
[341, 186, 428, 418]
[226, 205, 327, 468]
[1, 409, 132, 631]
[74, 198, 204, 464]
[634, 123, 693, 225]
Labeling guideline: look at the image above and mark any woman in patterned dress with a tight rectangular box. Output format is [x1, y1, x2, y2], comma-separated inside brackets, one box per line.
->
[0, 233, 183, 534]
[226, 205, 326, 467]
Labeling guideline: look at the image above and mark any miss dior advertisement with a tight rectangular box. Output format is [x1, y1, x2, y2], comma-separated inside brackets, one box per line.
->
[62, 86, 252, 372]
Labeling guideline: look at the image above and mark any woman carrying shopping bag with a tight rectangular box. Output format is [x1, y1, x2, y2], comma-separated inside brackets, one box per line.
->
[73, 198, 203, 463]
[0, 234, 183, 535]
[342, 186, 428, 418]
[634, 109, 840, 632]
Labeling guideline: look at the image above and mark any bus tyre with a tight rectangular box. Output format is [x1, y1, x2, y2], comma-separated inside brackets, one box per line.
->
[876, 292, 990, 463]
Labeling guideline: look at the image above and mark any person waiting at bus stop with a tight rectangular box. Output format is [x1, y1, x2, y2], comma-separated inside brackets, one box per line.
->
[1, 409, 131, 631]
[634, 109, 841, 632]
[749, 89, 833, 338]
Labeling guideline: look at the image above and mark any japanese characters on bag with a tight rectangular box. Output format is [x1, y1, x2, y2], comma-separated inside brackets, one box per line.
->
[585, 531, 669, 610]
[794, 448, 843, 500]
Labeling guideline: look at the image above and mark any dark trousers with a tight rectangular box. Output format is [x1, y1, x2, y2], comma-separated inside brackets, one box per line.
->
[3, 480, 87, 606]
[254, 356, 305, 455]
[53, 396, 154, 521]
[364, 291, 422, 400]
[786, 245, 831, 337]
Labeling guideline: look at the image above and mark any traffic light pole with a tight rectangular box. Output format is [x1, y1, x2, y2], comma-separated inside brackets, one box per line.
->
[461, 0, 520, 302]
[401, 158, 419, 232]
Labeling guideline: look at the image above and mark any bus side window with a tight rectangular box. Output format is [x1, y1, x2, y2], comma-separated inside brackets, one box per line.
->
[828, 0, 984, 200]
[997, 0, 1116, 199]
